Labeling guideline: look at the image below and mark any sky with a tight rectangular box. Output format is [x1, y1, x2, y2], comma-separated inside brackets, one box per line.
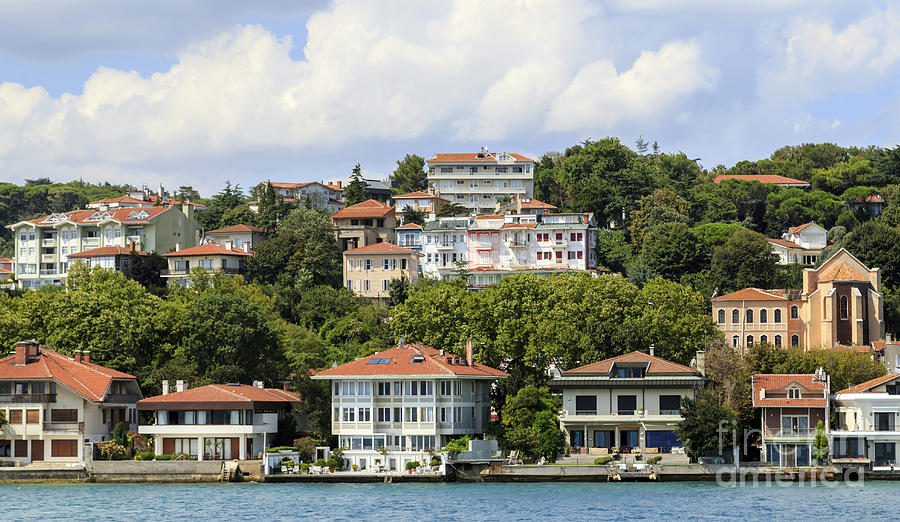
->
[1, 0, 900, 197]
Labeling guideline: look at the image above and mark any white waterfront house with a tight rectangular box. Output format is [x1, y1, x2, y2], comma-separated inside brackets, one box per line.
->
[768, 222, 828, 265]
[137, 382, 300, 460]
[0, 340, 142, 464]
[312, 343, 507, 471]
[830, 373, 900, 469]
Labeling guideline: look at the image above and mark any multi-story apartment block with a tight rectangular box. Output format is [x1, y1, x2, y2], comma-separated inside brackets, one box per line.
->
[7, 205, 199, 289]
[162, 243, 252, 287]
[421, 217, 471, 280]
[312, 343, 507, 471]
[753, 373, 829, 468]
[550, 350, 704, 455]
[395, 224, 423, 252]
[712, 249, 884, 349]
[768, 222, 828, 265]
[831, 373, 900, 469]
[332, 200, 397, 252]
[251, 181, 344, 212]
[0, 340, 142, 464]
[426, 149, 534, 214]
[343, 243, 421, 301]
[206, 224, 266, 250]
[137, 381, 300, 461]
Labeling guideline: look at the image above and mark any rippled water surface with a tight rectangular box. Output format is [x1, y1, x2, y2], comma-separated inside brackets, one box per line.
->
[3, 480, 895, 520]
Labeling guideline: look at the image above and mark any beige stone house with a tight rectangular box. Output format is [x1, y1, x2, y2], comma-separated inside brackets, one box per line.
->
[332, 200, 397, 252]
[343, 242, 421, 301]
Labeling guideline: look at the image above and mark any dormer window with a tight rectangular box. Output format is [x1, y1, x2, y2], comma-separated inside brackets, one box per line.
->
[788, 388, 800, 399]
[612, 364, 646, 378]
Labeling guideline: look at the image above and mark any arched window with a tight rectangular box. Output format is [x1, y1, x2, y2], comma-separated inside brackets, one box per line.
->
[760, 335, 769, 345]
[790, 305, 799, 319]
[774, 309, 782, 323]
[732, 336, 740, 348]
[760, 309, 768, 324]
[840, 295, 848, 320]
[718, 309, 726, 324]
[791, 335, 799, 347]
[746, 309, 754, 324]
[774, 335, 782, 347]
[746, 335, 754, 346]
[732, 309, 739, 324]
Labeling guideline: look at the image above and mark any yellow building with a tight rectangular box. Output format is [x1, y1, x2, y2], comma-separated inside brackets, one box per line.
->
[712, 248, 884, 350]
[342, 242, 422, 301]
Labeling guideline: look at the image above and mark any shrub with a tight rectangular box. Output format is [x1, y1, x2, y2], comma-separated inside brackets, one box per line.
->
[325, 457, 341, 470]
[594, 456, 613, 465]
[647, 456, 663, 464]
[300, 463, 310, 471]
[266, 446, 296, 453]
[406, 461, 421, 471]
[441, 435, 469, 457]
[97, 441, 128, 461]
[139, 451, 155, 461]
[314, 458, 326, 467]
[429, 457, 441, 467]
[155, 454, 176, 461]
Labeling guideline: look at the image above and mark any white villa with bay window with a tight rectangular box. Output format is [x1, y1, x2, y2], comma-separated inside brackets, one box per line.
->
[313, 343, 507, 471]
[831, 373, 900, 470]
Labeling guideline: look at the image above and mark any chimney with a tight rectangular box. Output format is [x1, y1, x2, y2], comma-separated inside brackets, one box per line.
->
[161, 380, 169, 395]
[175, 243, 181, 252]
[649, 344, 655, 357]
[466, 340, 474, 367]
[337, 181, 342, 189]
[253, 380, 264, 389]
[83, 350, 91, 364]
[74, 349, 82, 363]
[13, 340, 36, 366]
[176, 380, 187, 393]
[129, 241, 135, 253]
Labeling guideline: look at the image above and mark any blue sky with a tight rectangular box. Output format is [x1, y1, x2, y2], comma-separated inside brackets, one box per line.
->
[1, 0, 899, 197]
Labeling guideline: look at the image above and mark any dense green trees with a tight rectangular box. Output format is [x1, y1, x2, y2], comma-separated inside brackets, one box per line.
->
[710, 229, 778, 293]
[390, 154, 427, 194]
[501, 386, 566, 461]
[343, 164, 367, 206]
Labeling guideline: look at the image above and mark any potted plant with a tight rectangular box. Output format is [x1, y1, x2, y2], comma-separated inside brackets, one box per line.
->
[352, 464, 359, 471]
[300, 463, 310, 474]
[406, 461, 420, 474]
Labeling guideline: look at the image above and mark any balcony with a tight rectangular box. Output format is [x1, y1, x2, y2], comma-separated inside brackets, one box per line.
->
[765, 428, 814, 438]
[104, 393, 142, 404]
[126, 235, 142, 245]
[0, 393, 57, 403]
[108, 421, 133, 431]
[41, 254, 56, 263]
[41, 238, 56, 247]
[435, 243, 456, 250]
[43, 421, 84, 432]
[82, 238, 100, 248]
[505, 239, 530, 248]
[39, 268, 58, 276]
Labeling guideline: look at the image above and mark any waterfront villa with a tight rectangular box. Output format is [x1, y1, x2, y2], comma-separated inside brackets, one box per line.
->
[752, 373, 829, 468]
[137, 381, 300, 460]
[0, 340, 142, 464]
[712, 248, 885, 349]
[312, 343, 507, 472]
[830, 373, 900, 469]
[549, 350, 704, 455]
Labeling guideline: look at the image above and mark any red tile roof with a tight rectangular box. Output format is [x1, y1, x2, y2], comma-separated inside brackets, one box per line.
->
[427, 152, 533, 163]
[837, 373, 900, 394]
[0, 257, 13, 263]
[474, 214, 504, 220]
[343, 242, 419, 255]
[0, 346, 138, 402]
[24, 206, 171, 227]
[790, 222, 817, 233]
[501, 223, 536, 229]
[849, 195, 884, 203]
[163, 244, 252, 257]
[562, 351, 701, 377]
[767, 238, 801, 249]
[396, 223, 423, 230]
[520, 198, 557, 210]
[137, 384, 300, 410]
[752, 374, 827, 407]
[713, 174, 810, 186]
[393, 191, 440, 199]
[332, 199, 396, 219]
[67, 246, 148, 258]
[207, 224, 266, 234]
[834, 344, 874, 354]
[88, 196, 149, 206]
[313, 343, 508, 378]
[712, 288, 791, 301]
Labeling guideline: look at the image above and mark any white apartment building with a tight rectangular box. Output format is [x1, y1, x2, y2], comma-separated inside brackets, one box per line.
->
[768, 222, 828, 265]
[6, 205, 199, 289]
[312, 343, 507, 471]
[421, 217, 472, 280]
[831, 373, 900, 469]
[0, 340, 142, 464]
[426, 149, 534, 214]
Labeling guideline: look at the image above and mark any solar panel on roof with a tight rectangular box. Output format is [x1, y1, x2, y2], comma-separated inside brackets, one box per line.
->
[367, 358, 383, 364]
[378, 358, 391, 364]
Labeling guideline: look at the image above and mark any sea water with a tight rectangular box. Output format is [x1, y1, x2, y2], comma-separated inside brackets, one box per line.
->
[2, 481, 894, 520]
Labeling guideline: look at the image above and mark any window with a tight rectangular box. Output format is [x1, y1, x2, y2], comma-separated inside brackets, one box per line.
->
[365, 259, 372, 271]
[791, 335, 800, 347]
[383, 259, 389, 270]
[746, 335, 754, 346]
[51, 409, 78, 422]
[357, 408, 371, 422]
[8, 409, 22, 424]
[790, 305, 799, 319]
[732, 336, 740, 347]
[469, 166, 478, 173]
[840, 295, 848, 320]
[575, 395, 597, 415]
[364, 280, 370, 292]
[614, 367, 644, 378]
[342, 408, 355, 422]
[788, 388, 800, 399]
[405, 407, 418, 422]
[746, 309, 754, 324]
[26, 409, 39, 424]
[774, 335, 782, 347]
[341, 381, 356, 396]
[401, 259, 407, 270]
[732, 309, 739, 323]
[496, 166, 507, 173]
[659, 395, 681, 415]
[616, 395, 637, 415]
[760, 309, 768, 323]
[760, 335, 768, 344]
[718, 310, 725, 324]
[377, 407, 391, 422]
[440, 166, 452, 173]
[358, 381, 371, 396]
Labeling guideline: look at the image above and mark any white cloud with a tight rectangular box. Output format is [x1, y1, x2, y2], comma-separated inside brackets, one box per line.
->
[545, 40, 718, 133]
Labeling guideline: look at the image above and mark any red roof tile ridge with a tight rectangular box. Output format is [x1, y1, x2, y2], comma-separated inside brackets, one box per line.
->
[41, 351, 103, 400]
[837, 373, 900, 394]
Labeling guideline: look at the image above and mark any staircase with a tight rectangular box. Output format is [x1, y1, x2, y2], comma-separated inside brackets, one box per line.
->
[219, 461, 243, 482]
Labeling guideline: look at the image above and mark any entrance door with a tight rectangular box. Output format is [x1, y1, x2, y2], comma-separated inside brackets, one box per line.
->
[782, 444, 797, 467]
[570, 430, 584, 448]
[875, 443, 896, 467]
[620, 430, 639, 451]
[593, 430, 614, 449]
[31, 440, 44, 461]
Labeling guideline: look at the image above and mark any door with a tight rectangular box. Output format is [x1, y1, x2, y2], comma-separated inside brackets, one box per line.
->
[31, 440, 44, 461]
[570, 430, 584, 448]
[620, 430, 639, 451]
[875, 443, 896, 467]
[782, 444, 797, 467]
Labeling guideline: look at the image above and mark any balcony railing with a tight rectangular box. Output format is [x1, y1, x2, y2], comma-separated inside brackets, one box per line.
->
[39, 269, 58, 276]
[0, 393, 57, 403]
[765, 428, 814, 437]
[104, 394, 142, 403]
[505, 239, 530, 248]
[41, 238, 57, 247]
[43, 421, 84, 432]
[435, 243, 456, 250]
[40, 254, 56, 263]
[575, 410, 597, 416]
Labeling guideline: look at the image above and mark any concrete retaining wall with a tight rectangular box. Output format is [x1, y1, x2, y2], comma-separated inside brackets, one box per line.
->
[0, 467, 88, 482]
[89, 460, 224, 483]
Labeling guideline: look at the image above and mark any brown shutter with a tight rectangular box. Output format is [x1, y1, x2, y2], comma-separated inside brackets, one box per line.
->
[230, 438, 239, 460]
[8, 409, 22, 424]
[31, 440, 44, 461]
[26, 409, 40, 424]
[14, 439, 27, 457]
[162, 438, 175, 455]
[51, 439, 78, 457]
